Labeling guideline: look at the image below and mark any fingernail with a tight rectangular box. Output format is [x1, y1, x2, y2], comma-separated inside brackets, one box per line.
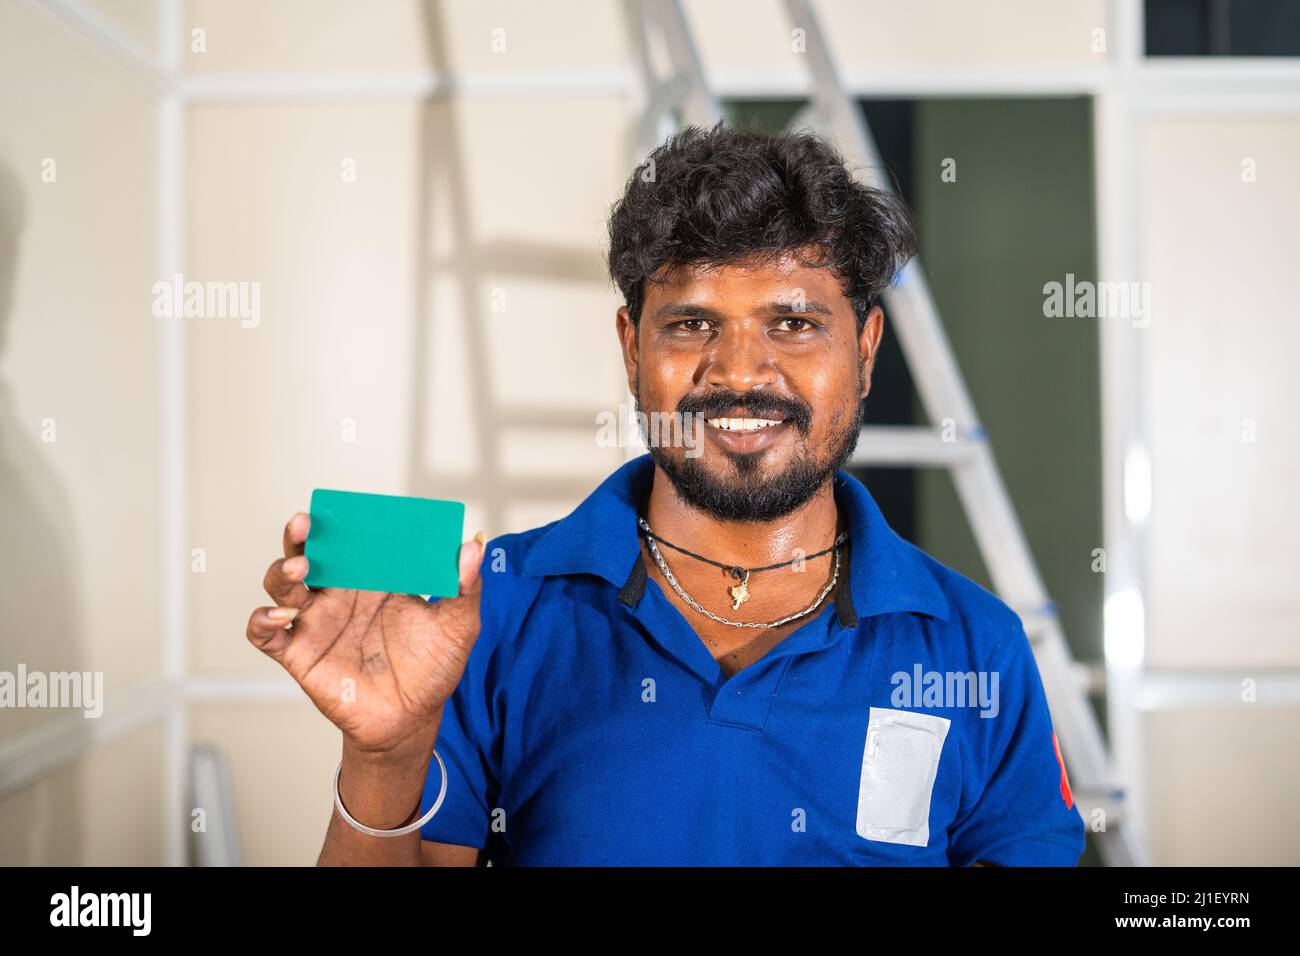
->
[269, 607, 299, 623]
[473, 529, 486, 546]
[284, 556, 306, 578]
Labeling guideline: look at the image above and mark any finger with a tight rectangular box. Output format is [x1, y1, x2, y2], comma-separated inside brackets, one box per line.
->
[264, 554, 313, 608]
[247, 605, 299, 660]
[283, 512, 310, 559]
[458, 531, 487, 599]
[431, 532, 486, 646]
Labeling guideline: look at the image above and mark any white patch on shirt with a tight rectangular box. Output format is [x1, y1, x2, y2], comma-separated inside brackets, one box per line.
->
[855, 706, 950, 847]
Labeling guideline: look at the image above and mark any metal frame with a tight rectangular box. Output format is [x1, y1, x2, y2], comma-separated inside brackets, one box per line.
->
[5, 0, 1299, 866]
[1096, 0, 1152, 867]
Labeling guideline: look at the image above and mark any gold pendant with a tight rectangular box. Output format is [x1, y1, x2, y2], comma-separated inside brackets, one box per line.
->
[729, 575, 750, 610]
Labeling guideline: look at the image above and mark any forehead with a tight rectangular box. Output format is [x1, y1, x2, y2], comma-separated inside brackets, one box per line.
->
[646, 249, 849, 308]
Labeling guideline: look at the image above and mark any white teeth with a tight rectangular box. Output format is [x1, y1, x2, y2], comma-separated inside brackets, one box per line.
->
[705, 417, 784, 431]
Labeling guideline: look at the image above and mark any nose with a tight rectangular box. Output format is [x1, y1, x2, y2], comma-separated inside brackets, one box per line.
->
[701, 321, 778, 392]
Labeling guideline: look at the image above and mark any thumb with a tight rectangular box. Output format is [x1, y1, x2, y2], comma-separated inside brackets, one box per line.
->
[457, 530, 487, 598]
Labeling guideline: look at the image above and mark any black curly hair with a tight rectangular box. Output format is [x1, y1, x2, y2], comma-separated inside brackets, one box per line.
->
[606, 121, 917, 334]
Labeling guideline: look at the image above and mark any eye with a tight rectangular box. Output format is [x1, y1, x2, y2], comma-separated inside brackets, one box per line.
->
[776, 316, 817, 332]
[671, 318, 714, 333]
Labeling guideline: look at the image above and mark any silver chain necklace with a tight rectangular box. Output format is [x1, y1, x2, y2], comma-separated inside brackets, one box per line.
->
[640, 526, 844, 629]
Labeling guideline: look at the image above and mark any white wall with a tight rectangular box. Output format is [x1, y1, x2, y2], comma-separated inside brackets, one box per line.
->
[1136, 115, 1300, 865]
[1141, 118, 1300, 670]
[0, 0, 161, 864]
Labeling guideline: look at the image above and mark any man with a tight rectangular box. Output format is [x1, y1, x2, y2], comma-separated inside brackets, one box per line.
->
[247, 123, 1085, 866]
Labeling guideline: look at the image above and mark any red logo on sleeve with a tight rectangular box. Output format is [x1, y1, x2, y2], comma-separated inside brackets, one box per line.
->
[1052, 731, 1074, 809]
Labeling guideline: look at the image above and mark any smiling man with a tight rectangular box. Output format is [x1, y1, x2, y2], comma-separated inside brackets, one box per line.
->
[248, 123, 1085, 867]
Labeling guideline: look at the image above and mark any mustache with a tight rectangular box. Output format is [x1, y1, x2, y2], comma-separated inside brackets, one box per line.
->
[676, 390, 813, 433]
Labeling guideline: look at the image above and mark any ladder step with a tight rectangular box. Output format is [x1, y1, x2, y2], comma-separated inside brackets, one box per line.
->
[1072, 661, 1107, 695]
[849, 426, 986, 467]
[1070, 789, 1128, 824]
[1010, 602, 1058, 641]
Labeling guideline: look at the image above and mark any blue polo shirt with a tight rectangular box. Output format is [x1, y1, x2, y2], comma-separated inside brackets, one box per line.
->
[419, 454, 1085, 866]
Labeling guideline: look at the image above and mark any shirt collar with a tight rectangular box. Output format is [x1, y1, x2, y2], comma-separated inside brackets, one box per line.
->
[519, 453, 949, 626]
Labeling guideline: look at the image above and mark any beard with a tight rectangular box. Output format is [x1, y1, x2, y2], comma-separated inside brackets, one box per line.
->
[634, 370, 865, 523]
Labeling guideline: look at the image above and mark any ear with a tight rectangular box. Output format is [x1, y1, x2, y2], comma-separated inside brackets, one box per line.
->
[616, 305, 639, 394]
[859, 304, 884, 399]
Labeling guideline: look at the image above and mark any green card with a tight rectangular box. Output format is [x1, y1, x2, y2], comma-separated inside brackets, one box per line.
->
[304, 489, 465, 597]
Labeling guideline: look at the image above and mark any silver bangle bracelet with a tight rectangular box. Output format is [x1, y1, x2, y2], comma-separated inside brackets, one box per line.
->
[333, 748, 447, 838]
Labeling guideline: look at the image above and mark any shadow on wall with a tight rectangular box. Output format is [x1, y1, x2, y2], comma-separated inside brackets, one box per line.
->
[0, 156, 87, 863]
[407, 0, 620, 532]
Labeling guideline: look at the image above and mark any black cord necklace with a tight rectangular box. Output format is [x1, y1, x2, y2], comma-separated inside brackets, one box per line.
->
[636, 516, 849, 611]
